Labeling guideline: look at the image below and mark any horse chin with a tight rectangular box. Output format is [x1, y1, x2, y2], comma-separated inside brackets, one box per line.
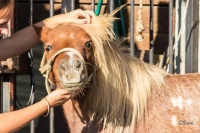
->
[59, 73, 93, 96]
[61, 81, 85, 95]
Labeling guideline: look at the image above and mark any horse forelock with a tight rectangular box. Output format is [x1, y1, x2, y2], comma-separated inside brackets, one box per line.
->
[64, 6, 167, 133]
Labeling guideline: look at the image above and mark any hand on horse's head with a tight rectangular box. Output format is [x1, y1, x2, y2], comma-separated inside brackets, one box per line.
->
[44, 89, 71, 107]
[43, 9, 96, 29]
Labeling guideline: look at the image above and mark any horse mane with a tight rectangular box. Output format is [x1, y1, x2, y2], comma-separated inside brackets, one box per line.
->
[69, 7, 167, 133]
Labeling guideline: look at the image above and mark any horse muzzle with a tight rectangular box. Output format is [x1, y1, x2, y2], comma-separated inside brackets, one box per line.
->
[58, 51, 92, 93]
[59, 51, 86, 84]
[40, 48, 93, 94]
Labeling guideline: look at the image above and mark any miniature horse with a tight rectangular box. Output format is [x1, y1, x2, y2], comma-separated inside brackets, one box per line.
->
[35, 11, 200, 133]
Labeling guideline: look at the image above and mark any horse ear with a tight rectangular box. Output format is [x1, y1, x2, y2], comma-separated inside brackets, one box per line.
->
[33, 25, 51, 42]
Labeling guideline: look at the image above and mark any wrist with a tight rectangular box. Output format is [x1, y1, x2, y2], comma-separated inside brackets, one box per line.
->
[41, 97, 51, 117]
[43, 19, 51, 28]
[43, 18, 58, 29]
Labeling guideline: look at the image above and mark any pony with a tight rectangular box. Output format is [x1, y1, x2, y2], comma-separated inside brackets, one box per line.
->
[35, 8, 200, 133]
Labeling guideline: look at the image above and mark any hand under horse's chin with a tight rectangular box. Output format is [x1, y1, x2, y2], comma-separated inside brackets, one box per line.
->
[58, 73, 93, 96]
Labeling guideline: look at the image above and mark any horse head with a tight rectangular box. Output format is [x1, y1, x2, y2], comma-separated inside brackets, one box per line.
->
[35, 23, 97, 95]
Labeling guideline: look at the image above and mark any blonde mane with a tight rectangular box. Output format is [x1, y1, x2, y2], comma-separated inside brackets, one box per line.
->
[70, 7, 166, 133]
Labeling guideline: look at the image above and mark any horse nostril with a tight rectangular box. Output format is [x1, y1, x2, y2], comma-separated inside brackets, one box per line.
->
[76, 60, 81, 69]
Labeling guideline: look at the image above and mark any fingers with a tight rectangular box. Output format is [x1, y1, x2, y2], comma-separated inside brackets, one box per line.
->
[85, 10, 96, 18]
[43, 8, 96, 28]
[76, 9, 96, 24]
[45, 89, 71, 107]
[56, 89, 71, 98]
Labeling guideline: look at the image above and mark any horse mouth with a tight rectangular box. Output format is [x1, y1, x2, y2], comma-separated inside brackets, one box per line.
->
[59, 74, 93, 94]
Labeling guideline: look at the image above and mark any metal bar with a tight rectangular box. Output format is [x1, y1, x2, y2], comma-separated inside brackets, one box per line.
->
[29, 0, 33, 26]
[91, 0, 95, 12]
[50, 0, 54, 16]
[49, 0, 54, 133]
[50, 108, 54, 133]
[109, 0, 115, 32]
[61, 0, 75, 13]
[185, 0, 192, 73]
[199, 0, 200, 73]
[149, 0, 154, 64]
[2, 76, 10, 113]
[130, 0, 135, 57]
[28, 0, 35, 132]
[168, 0, 174, 73]
[71, 0, 75, 11]
[118, 0, 127, 38]
[61, 0, 67, 13]
[2, 75, 15, 113]
[9, 75, 15, 112]
[174, 0, 181, 74]
[180, 1, 187, 74]
[191, 0, 199, 73]
[185, 0, 199, 73]
[109, 0, 114, 13]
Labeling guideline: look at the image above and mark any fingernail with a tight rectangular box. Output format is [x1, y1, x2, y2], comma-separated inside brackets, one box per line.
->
[84, 21, 87, 24]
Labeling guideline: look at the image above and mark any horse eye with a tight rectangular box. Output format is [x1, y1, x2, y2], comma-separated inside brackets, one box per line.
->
[85, 41, 92, 49]
[45, 46, 52, 52]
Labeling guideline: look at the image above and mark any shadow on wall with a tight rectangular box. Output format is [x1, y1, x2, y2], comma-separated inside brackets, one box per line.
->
[154, 2, 169, 55]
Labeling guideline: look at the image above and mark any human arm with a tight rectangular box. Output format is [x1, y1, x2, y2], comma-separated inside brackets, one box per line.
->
[0, 21, 43, 61]
[0, 9, 95, 61]
[0, 89, 70, 133]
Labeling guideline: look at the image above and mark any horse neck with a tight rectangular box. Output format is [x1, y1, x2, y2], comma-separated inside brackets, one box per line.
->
[62, 94, 85, 112]
[62, 95, 101, 132]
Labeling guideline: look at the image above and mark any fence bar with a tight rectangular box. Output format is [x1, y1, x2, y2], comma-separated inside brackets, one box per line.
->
[130, 0, 135, 57]
[168, 0, 174, 73]
[29, 0, 33, 26]
[71, 0, 75, 11]
[149, 0, 154, 64]
[49, 0, 54, 133]
[199, 0, 200, 73]
[109, 0, 115, 32]
[61, 0, 75, 13]
[2, 76, 10, 113]
[50, 0, 54, 16]
[1, 75, 15, 114]
[91, 0, 95, 12]
[109, 0, 114, 13]
[61, 0, 67, 13]
[28, 0, 36, 132]
[185, 0, 199, 73]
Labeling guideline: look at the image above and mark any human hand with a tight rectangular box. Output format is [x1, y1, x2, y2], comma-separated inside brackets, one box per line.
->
[44, 89, 71, 107]
[43, 9, 96, 29]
